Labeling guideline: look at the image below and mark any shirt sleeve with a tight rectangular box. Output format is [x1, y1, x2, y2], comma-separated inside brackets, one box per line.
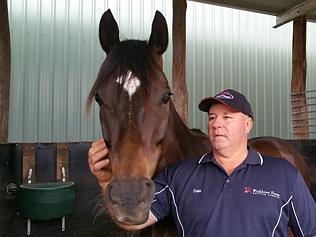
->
[150, 168, 173, 221]
[289, 171, 316, 237]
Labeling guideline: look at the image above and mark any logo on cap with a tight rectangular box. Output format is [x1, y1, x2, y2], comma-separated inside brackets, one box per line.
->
[215, 92, 234, 100]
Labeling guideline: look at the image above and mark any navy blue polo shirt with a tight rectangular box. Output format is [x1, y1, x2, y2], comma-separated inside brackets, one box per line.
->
[150, 149, 316, 237]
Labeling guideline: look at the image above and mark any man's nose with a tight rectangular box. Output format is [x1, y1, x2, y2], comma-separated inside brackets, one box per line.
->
[211, 117, 223, 128]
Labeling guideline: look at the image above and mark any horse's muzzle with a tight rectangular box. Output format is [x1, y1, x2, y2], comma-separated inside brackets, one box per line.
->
[104, 177, 155, 225]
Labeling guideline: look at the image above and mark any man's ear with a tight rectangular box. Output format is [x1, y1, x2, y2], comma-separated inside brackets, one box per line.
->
[245, 117, 253, 134]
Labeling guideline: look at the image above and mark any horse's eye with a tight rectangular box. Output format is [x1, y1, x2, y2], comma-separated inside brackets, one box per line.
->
[95, 94, 103, 106]
[161, 92, 173, 104]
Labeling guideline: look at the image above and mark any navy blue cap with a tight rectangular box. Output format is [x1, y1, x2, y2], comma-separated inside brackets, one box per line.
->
[198, 89, 254, 119]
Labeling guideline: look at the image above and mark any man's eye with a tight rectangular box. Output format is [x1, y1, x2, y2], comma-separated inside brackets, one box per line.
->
[208, 116, 215, 121]
[224, 116, 232, 119]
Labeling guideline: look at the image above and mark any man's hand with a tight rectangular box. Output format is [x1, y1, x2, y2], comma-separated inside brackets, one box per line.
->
[115, 211, 157, 231]
[88, 138, 112, 192]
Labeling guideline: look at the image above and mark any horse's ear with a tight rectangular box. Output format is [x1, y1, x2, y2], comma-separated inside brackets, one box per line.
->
[99, 9, 120, 54]
[148, 11, 168, 55]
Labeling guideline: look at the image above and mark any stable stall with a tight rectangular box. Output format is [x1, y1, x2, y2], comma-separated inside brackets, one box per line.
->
[0, 0, 316, 236]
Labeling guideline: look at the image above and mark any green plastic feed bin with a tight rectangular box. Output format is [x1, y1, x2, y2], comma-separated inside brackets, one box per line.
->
[18, 181, 75, 220]
[19, 181, 75, 235]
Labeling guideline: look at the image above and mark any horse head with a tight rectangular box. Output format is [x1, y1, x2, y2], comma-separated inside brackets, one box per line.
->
[87, 9, 182, 225]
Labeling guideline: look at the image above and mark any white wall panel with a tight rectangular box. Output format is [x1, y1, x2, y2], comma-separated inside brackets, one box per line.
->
[8, 0, 172, 142]
[7, 0, 316, 142]
[186, 2, 297, 138]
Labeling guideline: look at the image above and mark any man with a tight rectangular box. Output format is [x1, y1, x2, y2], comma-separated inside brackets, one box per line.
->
[88, 89, 316, 236]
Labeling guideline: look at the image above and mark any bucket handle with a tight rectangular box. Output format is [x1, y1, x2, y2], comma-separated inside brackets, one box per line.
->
[62, 167, 66, 182]
[27, 169, 32, 184]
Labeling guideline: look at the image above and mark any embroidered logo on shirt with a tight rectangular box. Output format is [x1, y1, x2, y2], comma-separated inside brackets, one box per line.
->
[243, 186, 280, 199]
[244, 187, 252, 193]
[193, 189, 202, 193]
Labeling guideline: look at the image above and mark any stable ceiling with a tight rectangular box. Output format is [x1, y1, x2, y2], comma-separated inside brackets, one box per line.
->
[193, 0, 316, 27]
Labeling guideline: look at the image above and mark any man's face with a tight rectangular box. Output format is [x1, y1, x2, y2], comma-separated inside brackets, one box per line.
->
[207, 103, 253, 152]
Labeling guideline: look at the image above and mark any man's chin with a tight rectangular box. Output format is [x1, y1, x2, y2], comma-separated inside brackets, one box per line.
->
[211, 140, 228, 148]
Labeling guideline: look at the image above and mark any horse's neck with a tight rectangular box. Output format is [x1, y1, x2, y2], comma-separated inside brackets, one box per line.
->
[157, 102, 211, 171]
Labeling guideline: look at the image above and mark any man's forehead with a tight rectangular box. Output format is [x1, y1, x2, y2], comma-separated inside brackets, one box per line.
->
[208, 102, 237, 114]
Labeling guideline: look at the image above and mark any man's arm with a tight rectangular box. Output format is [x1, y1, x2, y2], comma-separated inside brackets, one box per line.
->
[289, 172, 316, 236]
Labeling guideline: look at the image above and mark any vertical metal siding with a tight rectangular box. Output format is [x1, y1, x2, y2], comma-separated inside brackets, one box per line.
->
[7, 0, 172, 142]
[307, 22, 316, 91]
[305, 23, 316, 136]
[186, 1, 298, 138]
[7, 0, 316, 142]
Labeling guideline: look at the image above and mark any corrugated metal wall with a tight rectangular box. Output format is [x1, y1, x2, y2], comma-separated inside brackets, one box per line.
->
[7, 0, 316, 142]
[187, 1, 316, 138]
[7, 0, 173, 142]
[187, 2, 292, 138]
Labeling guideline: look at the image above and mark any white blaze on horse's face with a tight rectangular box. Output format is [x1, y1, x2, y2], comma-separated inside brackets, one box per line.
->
[116, 71, 141, 100]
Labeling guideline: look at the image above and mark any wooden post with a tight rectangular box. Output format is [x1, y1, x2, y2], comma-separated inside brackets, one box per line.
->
[56, 143, 69, 181]
[22, 144, 36, 183]
[0, 0, 11, 143]
[291, 16, 309, 139]
[172, 0, 188, 125]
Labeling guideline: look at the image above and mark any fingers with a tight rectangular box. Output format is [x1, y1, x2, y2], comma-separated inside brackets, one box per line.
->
[88, 138, 112, 175]
[91, 158, 110, 174]
[89, 146, 108, 164]
[89, 139, 108, 161]
[88, 138, 113, 192]
[92, 138, 106, 147]
[90, 138, 108, 154]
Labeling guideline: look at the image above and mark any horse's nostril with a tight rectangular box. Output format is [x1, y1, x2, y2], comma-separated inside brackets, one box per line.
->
[143, 179, 154, 195]
[144, 180, 152, 188]
[108, 184, 119, 204]
[156, 139, 163, 146]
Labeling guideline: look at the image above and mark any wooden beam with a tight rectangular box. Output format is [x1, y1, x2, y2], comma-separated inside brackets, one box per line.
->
[0, 0, 11, 143]
[291, 16, 309, 139]
[274, 0, 316, 28]
[172, 0, 188, 125]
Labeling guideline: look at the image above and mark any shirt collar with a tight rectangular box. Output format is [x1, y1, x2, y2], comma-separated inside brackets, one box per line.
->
[198, 148, 263, 166]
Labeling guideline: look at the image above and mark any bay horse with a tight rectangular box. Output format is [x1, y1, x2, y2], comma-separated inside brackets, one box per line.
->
[86, 9, 311, 237]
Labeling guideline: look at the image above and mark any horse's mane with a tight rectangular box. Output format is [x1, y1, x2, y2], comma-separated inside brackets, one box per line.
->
[86, 40, 161, 113]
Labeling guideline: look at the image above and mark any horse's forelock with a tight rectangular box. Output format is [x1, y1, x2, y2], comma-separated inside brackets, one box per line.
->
[86, 39, 160, 113]
[116, 40, 158, 95]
